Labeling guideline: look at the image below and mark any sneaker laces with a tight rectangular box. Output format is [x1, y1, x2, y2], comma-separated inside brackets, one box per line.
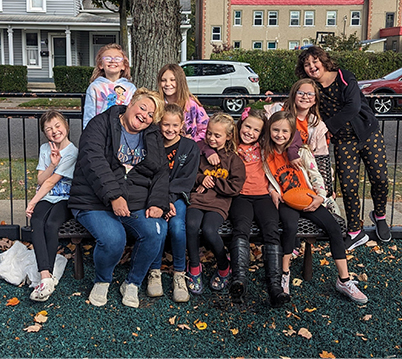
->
[174, 273, 187, 290]
[343, 280, 360, 293]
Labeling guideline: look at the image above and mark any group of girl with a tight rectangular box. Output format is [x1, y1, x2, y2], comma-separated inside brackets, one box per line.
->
[26, 44, 391, 308]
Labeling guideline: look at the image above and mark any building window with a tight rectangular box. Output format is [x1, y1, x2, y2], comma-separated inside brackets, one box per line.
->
[27, 0, 46, 12]
[254, 11, 263, 26]
[290, 11, 300, 26]
[303, 39, 312, 46]
[386, 13, 395, 28]
[392, 40, 397, 52]
[267, 41, 277, 50]
[268, 11, 278, 26]
[289, 41, 299, 50]
[351, 11, 360, 26]
[0, 0, 2, 12]
[253, 41, 263, 50]
[304, 11, 314, 26]
[233, 41, 241, 49]
[234, 11, 242, 26]
[25, 32, 40, 68]
[327, 11, 336, 26]
[212, 27, 221, 41]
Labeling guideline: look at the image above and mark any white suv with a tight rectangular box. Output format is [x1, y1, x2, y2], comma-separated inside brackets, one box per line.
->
[179, 60, 260, 113]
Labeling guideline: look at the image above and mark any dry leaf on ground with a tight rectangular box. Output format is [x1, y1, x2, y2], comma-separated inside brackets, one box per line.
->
[357, 273, 368, 282]
[230, 328, 239, 335]
[283, 327, 296, 337]
[292, 278, 303, 287]
[319, 350, 336, 358]
[82, 245, 92, 250]
[366, 240, 377, 247]
[6, 297, 20, 306]
[303, 308, 317, 313]
[34, 313, 48, 323]
[362, 314, 372, 321]
[298, 328, 312, 339]
[177, 324, 191, 330]
[23, 323, 42, 332]
[168, 316, 176, 325]
[320, 258, 330, 266]
[195, 321, 207, 330]
[389, 245, 397, 251]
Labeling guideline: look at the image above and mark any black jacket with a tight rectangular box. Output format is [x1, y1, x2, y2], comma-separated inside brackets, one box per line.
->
[68, 105, 169, 213]
[168, 137, 200, 205]
[322, 69, 378, 143]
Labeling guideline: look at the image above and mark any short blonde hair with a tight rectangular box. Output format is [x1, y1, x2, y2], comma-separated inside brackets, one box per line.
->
[130, 87, 165, 124]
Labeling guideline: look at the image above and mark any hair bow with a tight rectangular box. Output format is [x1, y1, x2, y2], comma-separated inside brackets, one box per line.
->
[241, 107, 251, 121]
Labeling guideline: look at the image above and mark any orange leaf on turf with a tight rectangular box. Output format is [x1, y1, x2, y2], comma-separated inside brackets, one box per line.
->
[319, 351, 336, 358]
[6, 297, 19, 306]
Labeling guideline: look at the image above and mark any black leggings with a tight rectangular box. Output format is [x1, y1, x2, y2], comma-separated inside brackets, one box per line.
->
[229, 194, 280, 245]
[333, 127, 388, 232]
[186, 208, 228, 270]
[30, 200, 71, 273]
[279, 203, 346, 260]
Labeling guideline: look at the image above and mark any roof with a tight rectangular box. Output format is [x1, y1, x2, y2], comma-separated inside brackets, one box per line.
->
[231, 0, 364, 5]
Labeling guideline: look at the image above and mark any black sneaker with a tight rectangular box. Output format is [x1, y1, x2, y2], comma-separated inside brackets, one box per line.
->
[369, 211, 392, 242]
[344, 231, 369, 251]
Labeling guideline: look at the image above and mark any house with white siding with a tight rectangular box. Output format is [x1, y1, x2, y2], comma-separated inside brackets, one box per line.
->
[0, 0, 191, 86]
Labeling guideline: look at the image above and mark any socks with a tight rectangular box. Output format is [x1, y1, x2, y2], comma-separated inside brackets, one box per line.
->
[375, 214, 386, 221]
[218, 266, 230, 277]
[339, 276, 349, 283]
[190, 265, 201, 276]
[348, 230, 361, 239]
[283, 271, 290, 275]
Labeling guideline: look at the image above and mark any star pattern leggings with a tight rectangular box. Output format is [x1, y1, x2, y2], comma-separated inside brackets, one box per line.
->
[333, 127, 388, 232]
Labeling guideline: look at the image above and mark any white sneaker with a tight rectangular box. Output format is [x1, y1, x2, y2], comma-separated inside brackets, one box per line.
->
[147, 269, 163, 297]
[120, 282, 139, 308]
[172, 272, 190, 303]
[336, 278, 368, 304]
[281, 271, 291, 295]
[30, 276, 56, 302]
[89, 282, 110, 306]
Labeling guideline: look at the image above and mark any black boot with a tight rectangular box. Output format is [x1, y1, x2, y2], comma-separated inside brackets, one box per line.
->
[229, 238, 250, 303]
[263, 244, 291, 308]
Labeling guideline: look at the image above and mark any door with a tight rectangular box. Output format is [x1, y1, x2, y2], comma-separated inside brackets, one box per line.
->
[53, 37, 66, 66]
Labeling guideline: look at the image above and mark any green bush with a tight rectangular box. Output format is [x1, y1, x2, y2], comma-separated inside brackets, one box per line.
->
[0, 65, 27, 92]
[53, 66, 94, 93]
[211, 49, 402, 93]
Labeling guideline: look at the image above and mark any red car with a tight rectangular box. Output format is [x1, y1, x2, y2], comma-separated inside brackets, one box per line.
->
[358, 67, 402, 114]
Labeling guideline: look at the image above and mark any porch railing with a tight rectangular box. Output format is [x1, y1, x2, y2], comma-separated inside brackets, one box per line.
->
[0, 93, 401, 239]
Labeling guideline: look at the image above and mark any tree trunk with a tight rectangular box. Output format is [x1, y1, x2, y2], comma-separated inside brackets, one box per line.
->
[130, 0, 181, 89]
[119, 0, 129, 52]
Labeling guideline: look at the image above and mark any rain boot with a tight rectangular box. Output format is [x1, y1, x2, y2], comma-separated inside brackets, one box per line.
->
[229, 238, 250, 302]
[263, 244, 291, 308]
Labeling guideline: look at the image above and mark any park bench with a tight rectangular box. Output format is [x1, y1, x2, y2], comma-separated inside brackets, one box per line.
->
[58, 214, 346, 281]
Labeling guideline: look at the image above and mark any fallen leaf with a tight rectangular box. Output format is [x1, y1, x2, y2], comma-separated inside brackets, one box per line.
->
[303, 308, 317, 313]
[389, 245, 397, 251]
[346, 254, 354, 260]
[169, 316, 176, 325]
[320, 258, 329, 266]
[230, 328, 239, 335]
[366, 240, 377, 247]
[292, 278, 303, 287]
[319, 350, 336, 358]
[177, 324, 191, 330]
[37, 311, 47, 316]
[71, 292, 81, 296]
[23, 323, 42, 332]
[6, 297, 20, 306]
[34, 313, 48, 323]
[82, 245, 92, 250]
[283, 325, 296, 337]
[356, 332, 365, 337]
[132, 332, 138, 337]
[195, 321, 207, 330]
[357, 263, 365, 268]
[298, 328, 312, 339]
[357, 273, 368, 282]
[165, 252, 173, 262]
[362, 314, 372, 321]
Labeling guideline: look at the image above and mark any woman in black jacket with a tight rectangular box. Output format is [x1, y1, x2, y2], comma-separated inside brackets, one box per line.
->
[295, 46, 390, 249]
[69, 88, 169, 308]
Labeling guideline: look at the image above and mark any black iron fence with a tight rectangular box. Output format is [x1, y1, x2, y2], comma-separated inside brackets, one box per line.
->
[0, 93, 401, 239]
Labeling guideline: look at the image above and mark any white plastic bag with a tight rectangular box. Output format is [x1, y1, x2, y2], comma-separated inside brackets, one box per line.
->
[0, 240, 67, 287]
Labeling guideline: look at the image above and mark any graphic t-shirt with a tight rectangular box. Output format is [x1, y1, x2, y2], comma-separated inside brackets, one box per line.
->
[267, 150, 309, 194]
[165, 139, 181, 171]
[118, 126, 146, 173]
[237, 143, 269, 195]
[296, 116, 309, 144]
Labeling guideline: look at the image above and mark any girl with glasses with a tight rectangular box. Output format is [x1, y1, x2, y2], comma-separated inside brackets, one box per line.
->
[83, 43, 136, 128]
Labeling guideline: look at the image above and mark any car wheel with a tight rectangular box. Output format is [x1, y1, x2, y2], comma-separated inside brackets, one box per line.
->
[370, 96, 394, 114]
[222, 94, 247, 114]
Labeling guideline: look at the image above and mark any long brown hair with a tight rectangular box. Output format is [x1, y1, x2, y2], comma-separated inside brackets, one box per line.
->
[89, 43, 131, 83]
[264, 111, 296, 157]
[157, 64, 202, 110]
[236, 107, 268, 148]
[295, 46, 338, 79]
[283, 78, 321, 127]
[208, 112, 238, 153]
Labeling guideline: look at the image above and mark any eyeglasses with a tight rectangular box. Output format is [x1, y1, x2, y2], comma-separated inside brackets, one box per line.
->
[102, 56, 124, 63]
[296, 90, 315, 98]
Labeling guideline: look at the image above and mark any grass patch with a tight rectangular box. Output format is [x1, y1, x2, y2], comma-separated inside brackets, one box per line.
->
[17, 98, 81, 108]
[0, 159, 37, 200]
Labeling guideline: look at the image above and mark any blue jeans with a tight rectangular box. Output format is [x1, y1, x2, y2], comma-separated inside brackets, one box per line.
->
[77, 209, 167, 286]
[150, 199, 187, 272]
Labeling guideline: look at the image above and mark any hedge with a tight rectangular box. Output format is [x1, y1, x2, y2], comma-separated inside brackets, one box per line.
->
[53, 66, 94, 93]
[211, 49, 402, 93]
[0, 65, 27, 92]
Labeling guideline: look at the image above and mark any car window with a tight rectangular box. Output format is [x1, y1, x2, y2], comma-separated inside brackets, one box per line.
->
[202, 64, 235, 76]
[245, 65, 257, 74]
[383, 67, 402, 80]
[182, 64, 202, 77]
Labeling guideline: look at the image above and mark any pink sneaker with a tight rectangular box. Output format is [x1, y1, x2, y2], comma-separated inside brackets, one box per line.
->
[336, 278, 368, 304]
[281, 271, 290, 295]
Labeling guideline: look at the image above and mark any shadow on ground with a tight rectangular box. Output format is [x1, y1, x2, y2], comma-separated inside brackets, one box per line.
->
[0, 239, 401, 358]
